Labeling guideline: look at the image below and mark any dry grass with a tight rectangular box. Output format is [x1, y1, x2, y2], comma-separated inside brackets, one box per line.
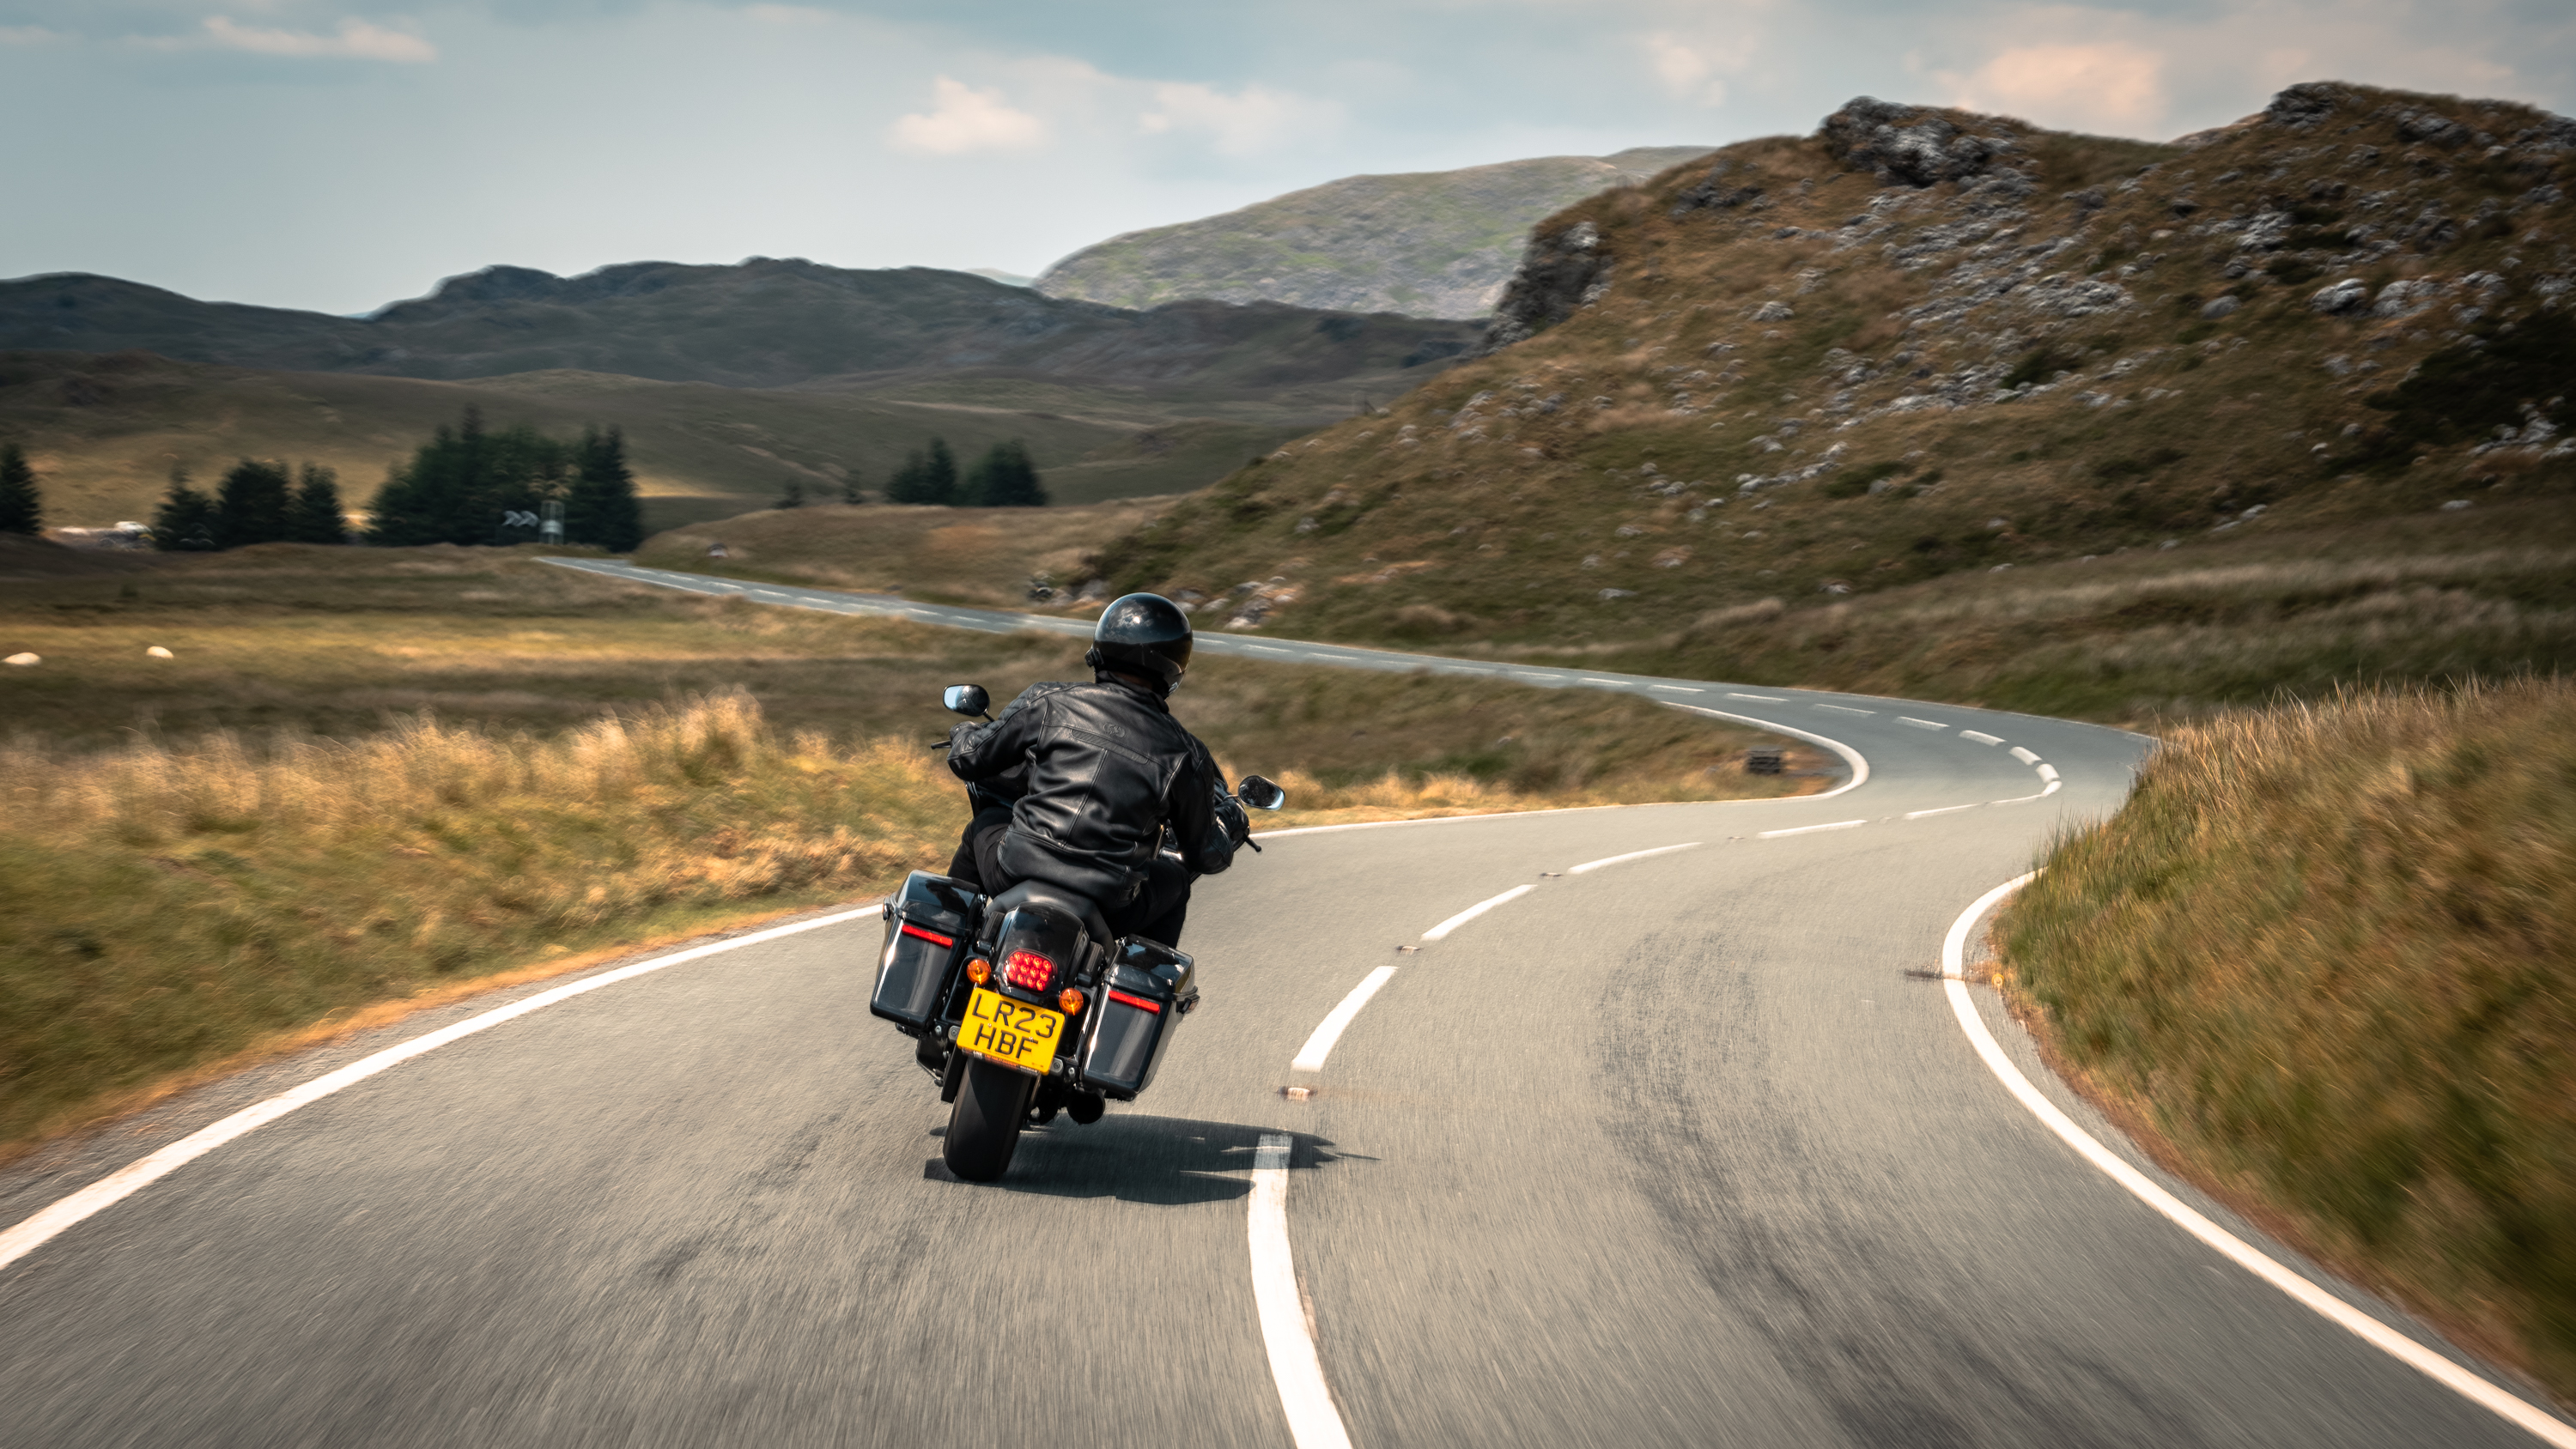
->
[0, 692, 957, 1149]
[2001, 677, 2576, 1400]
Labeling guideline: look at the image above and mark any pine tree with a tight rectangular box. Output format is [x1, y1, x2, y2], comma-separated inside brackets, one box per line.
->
[213, 459, 295, 549]
[841, 468, 866, 505]
[925, 436, 958, 503]
[0, 444, 41, 535]
[285, 464, 346, 543]
[563, 426, 644, 552]
[777, 478, 805, 509]
[885, 437, 959, 505]
[964, 440, 1047, 507]
[150, 468, 218, 551]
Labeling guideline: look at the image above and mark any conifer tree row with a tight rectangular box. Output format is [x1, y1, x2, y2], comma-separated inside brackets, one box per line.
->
[883, 435, 1047, 507]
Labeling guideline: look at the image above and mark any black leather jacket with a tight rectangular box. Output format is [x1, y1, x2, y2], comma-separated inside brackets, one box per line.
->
[946, 677, 1243, 904]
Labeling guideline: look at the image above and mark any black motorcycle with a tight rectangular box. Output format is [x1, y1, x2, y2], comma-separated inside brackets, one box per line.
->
[867, 684, 1286, 1182]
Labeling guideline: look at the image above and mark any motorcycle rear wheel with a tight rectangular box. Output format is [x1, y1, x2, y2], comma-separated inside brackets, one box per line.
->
[945, 1058, 1036, 1182]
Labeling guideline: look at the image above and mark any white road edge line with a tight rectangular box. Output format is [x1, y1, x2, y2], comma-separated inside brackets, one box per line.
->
[1289, 967, 1399, 1072]
[1665, 704, 1870, 800]
[1578, 677, 1628, 686]
[1250, 1133, 1355, 1449]
[1757, 819, 1867, 838]
[1961, 731, 2004, 745]
[1941, 877, 2576, 1449]
[0, 904, 885, 1277]
[1567, 842, 1701, 875]
[1421, 883, 1536, 941]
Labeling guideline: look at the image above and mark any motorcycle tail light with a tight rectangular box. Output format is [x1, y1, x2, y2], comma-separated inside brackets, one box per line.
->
[1003, 949, 1056, 993]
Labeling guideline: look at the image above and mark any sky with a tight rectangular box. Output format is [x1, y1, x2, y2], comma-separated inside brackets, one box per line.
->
[3, 0, 2570, 316]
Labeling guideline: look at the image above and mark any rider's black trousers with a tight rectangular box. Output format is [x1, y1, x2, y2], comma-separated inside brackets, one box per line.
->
[946, 808, 1191, 949]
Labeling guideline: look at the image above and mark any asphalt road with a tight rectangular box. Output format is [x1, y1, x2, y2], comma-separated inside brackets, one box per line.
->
[3, 562, 2566, 1447]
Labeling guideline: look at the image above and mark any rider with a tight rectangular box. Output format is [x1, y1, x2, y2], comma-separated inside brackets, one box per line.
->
[943, 593, 1248, 948]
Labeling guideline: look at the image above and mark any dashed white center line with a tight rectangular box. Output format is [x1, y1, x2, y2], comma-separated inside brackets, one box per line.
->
[1249, 645, 1294, 654]
[1290, 967, 1398, 1072]
[1650, 684, 1704, 694]
[1905, 803, 1983, 819]
[2009, 746, 2042, 764]
[1579, 677, 1628, 687]
[1421, 882, 1536, 940]
[2037, 763, 2062, 783]
[1757, 818, 1868, 838]
[1567, 842, 1701, 875]
[1249, 1134, 1355, 1449]
[1727, 692, 1786, 701]
[1961, 731, 2004, 745]
[1897, 717, 1947, 730]
[1814, 703, 1875, 716]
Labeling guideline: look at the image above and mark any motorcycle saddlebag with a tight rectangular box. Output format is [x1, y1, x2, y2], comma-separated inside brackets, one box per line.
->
[870, 871, 983, 1029]
[1078, 937, 1196, 1100]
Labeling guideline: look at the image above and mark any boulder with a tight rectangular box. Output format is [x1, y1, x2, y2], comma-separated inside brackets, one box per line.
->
[1819, 97, 2017, 187]
[2310, 278, 2371, 314]
[2200, 295, 2244, 320]
[1482, 220, 1611, 350]
[2263, 82, 2353, 130]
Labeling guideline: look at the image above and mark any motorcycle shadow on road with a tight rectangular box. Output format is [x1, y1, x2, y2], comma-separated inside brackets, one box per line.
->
[924, 1117, 1354, 1205]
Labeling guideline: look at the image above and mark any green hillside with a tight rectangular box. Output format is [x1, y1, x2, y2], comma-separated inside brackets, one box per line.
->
[1036, 148, 1714, 319]
[1068, 83, 2576, 717]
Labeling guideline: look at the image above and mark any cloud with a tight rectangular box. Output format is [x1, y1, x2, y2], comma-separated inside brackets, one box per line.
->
[744, 4, 833, 23]
[200, 15, 437, 63]
[1645, 34, 1733, 106]
[1939, 41, 2168, 133]
[1137, 81, 1336, 155]
[0, 25, 65, 45]
[890, 76, 1049, 155]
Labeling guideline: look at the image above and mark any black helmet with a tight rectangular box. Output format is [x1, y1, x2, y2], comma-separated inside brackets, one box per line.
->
[1088, 592, 1194, 695]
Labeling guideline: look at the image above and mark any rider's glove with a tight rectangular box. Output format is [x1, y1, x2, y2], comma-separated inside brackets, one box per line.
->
[1213, 791, 1251, 848]
[948, 721, 981, 755]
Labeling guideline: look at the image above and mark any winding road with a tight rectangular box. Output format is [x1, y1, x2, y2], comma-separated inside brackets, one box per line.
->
[2, 561, 2567, 1447]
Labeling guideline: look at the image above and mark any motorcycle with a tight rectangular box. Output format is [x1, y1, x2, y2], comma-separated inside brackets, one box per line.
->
[867, 683, 1287, 1182]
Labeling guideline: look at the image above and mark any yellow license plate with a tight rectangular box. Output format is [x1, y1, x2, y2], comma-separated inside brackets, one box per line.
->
[957, 987, 1065, 1074]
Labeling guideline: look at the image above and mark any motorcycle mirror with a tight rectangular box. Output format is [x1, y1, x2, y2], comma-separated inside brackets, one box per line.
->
[943, 684, 990, 718]
[1236, 773, 1287, 811]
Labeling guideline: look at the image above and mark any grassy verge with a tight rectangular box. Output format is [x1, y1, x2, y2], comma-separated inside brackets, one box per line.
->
[0, 541, 1810, 1156]
[1999, 678, 2576, 1401]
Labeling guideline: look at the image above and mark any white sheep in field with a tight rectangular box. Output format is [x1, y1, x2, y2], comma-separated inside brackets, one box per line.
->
[147, 646, 173, 659]
[3, 652, 37, 666]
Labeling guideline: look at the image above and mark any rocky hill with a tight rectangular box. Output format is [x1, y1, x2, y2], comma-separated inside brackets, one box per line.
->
[0, 260, 1480, 391]
[1035, 149, 1715, 319]
[1072, 83, 2576, 706]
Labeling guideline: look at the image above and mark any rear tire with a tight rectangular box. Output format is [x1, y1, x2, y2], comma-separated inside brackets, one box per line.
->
[944, 1058, 1035, 1182]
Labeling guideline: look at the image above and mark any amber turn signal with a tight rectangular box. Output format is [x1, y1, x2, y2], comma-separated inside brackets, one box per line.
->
[966, 957, 991, 985]
[1059, 988, 1085, 1015]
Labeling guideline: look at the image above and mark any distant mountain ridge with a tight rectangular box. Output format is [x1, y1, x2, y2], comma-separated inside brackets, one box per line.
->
[0, 259, 1479, 391]
[1036, 148, 1716, 319]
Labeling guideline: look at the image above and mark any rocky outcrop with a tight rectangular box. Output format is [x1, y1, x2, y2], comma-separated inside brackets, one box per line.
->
[1820, 97, 2024, 187]
[1479, 221, 1612, 351]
